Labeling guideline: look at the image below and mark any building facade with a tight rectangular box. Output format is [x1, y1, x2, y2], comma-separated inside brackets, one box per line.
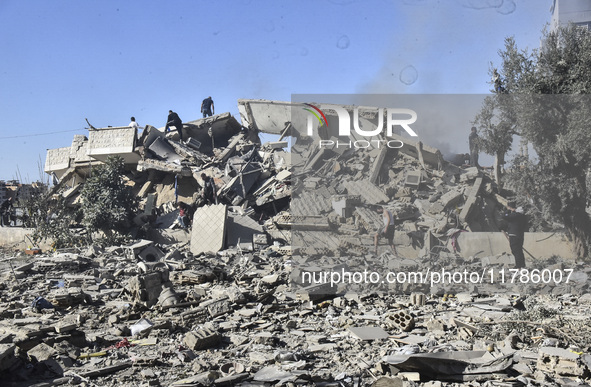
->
[551, 0, 591, 31]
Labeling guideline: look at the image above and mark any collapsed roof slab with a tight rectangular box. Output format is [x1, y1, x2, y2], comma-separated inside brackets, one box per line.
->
[87, 126, 140, 164]
[238, 99, 445, 168]
[183, 113, 242, 155]
[238, 99, 292, 135]
[238, 99, 386, 142]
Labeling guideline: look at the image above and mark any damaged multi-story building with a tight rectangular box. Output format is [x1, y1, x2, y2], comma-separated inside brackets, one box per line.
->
[36, 98, 577, 262]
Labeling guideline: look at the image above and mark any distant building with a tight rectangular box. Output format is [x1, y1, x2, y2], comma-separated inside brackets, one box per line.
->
[551, 0, 591, 31]
[0, 180, 47, 203]
[17, 182, 47, 200]
[0, 181, 7, 204]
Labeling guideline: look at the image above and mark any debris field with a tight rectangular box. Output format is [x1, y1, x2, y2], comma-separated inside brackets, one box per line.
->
[1, 99, 590, 386]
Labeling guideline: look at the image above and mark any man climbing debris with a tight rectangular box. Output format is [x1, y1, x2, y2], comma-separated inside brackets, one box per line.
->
[165, 110, 184, 141]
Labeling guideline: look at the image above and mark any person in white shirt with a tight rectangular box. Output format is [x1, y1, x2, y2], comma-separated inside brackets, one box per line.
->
[129, 116, 142, 139]
[374, 206, 397, 256]
[129, 116, 139, 130]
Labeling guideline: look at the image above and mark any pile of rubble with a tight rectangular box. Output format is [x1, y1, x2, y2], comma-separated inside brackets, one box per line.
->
[0, 99, 589, 386]
[1, 247, 590, 386]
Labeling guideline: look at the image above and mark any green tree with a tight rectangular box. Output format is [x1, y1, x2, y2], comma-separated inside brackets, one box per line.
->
[473, 93, 516, 189]
[21, 192, 84, 249]
[485, 27, 591, 258]
[474, 37, 536, 189]
[79, 156, 138, 245]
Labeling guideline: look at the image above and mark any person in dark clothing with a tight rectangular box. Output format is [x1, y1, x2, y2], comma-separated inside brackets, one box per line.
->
[1, 197, 13, 227]
[504, 201, 527, 268]
[201, 173, 217, 205]
[469, 126, 480, 168]
[201, 96, 214, 118]
[165, 110, 184, 141]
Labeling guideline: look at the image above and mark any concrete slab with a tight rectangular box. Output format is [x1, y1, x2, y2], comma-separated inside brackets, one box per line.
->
[182, 113, 242, 155]
[147, 229, 191, 245]
[369, 146, 389, 185]
[440, 189, 463, 209]
[452, 232, 575, 260]
[238, 99, 293, 135]
[226, 212, 263, 248]
[348, 326, 390, 340]
[44, 147, 71, 176]
[190, 204, 227, 255]
[147, 137, 182, 162]
[459, 177, 482, 224]
[344, 180, 389, 205]
[291, 189, 332, 217]
[87, 126, 140, 164]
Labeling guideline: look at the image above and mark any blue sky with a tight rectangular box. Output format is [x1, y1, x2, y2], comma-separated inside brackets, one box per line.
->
[0, 0, 552, 182]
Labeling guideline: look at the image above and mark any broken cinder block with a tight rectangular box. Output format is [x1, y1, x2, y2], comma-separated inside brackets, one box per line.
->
[183, 328, 221, 351]
[386, 310, 415, 332]
[537, 346, 588, 376]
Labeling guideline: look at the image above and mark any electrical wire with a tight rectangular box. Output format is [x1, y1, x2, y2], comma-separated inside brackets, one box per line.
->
[0, 128, 85, 140]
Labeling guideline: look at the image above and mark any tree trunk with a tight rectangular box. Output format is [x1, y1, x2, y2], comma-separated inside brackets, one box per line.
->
[562, 193, 591, 259]
[564, 214, 591, 259]
[494, 152, 505, 190]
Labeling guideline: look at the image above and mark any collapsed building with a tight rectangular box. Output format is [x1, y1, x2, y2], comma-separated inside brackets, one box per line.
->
[0, 99, 589, 386]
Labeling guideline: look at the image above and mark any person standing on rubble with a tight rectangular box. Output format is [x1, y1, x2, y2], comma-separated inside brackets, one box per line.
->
[201, 96, 214, 118]
[374, 206, 397, 256]
[165, 110, 184, 141]
[129, 116, 141, 139]
[200, 173, 217, 205]
[469, 126, 480, 168]
[1, 197, 13, 227]
[504, 201, 527, 268]
[129, 116, 139, 131]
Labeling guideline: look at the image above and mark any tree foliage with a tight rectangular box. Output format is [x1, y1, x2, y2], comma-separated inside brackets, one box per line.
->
[21, 192, 84, 249]
[483, 26, 591, 258]
[79, 156, 137, 246]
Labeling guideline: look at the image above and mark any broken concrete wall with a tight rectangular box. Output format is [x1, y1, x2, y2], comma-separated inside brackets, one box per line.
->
[87, 126, 140, 164]
[0, 228, 53, 251]
[44, 146, 71, 178]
